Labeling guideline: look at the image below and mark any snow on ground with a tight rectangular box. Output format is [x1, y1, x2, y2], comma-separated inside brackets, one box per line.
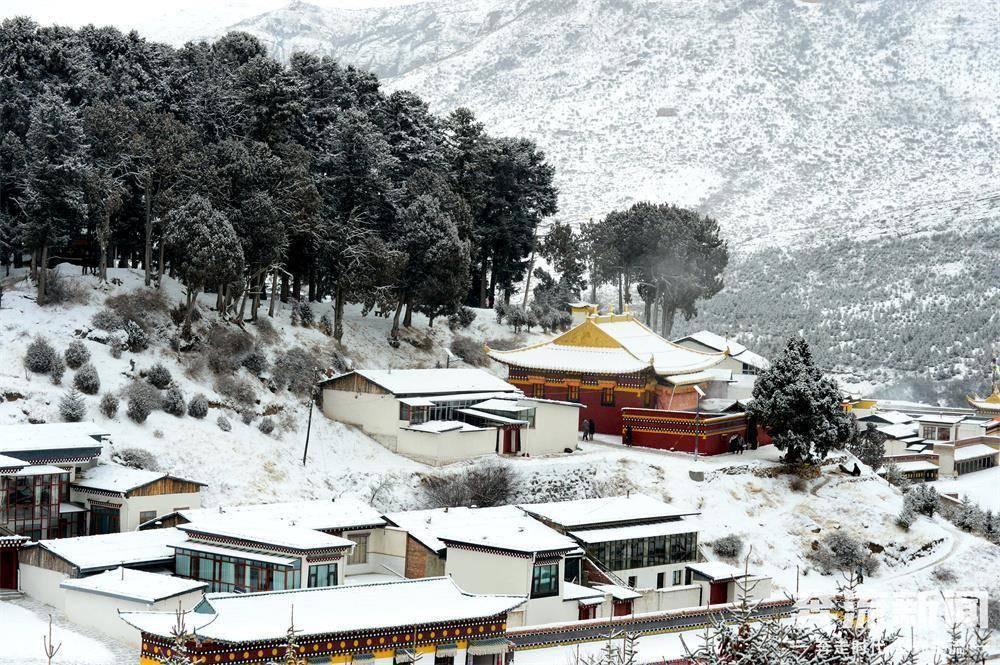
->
[0, 268, 996, 662]
[0, 597, 133, 665]
[930, 471, 1000, 512]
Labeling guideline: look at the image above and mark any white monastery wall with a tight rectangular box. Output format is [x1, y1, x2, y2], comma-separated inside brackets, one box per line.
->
[19, 564, 69, 611]
[321, 390, 401, 448]
[63, 587, 204, 647]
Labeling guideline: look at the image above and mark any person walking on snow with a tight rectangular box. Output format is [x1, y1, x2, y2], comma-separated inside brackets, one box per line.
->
[581, 419, 590, 440]
[588, 418, 596, 441]
[624, 424, 633, 447]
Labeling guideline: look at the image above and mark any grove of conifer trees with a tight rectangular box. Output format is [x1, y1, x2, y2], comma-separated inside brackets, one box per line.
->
[0, 18, 558, 340]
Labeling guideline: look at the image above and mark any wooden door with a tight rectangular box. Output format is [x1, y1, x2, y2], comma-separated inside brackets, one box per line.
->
[0, 550, 17, 589]
[709, 582, 728, 605]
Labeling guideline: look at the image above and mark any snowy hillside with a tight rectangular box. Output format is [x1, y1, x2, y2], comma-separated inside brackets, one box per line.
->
[225, 0, 1000, 246]
[1, 269, 997, 662]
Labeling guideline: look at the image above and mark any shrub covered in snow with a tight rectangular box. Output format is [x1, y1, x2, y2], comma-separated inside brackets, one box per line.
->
[59, 388, 86, 422]
[882, 463, 910, 489]
[126, 381, 159, 423]
[241, 349, 269, 376]
[24, 335, 57, 374]
[112, 447, 159, 471]
[712, 534, 744, 559]
[932, 566, 956, 583]
[895, 505, 915, 531]
[146, 363, 172, 389]
[258, 416, 275, 434]
[903, 484, 939, 517]
[64, 340, 90, 369]
[814, 532, 879, 575]
[296, 301, 314, 327]
[217, 415, 232, 432]
[73, 363, 100, 395]
[50, 353, 66, 385]
[450, 335, 489, 367]
[250, 316, 279, 344]
[99, 392, 119, 419]
[448, 306, 476, 331]
[91, 308, 124, 331]
[423, 463, 513, 508]
[273, 346, 321, 394]
[241, 409, 255, 425]
[215, 375, 256, 407]
[187, 393, 208, 418]
[162, 386, 186, 417]
[123, 319, 148, 352]
[318, 313, 333, 336]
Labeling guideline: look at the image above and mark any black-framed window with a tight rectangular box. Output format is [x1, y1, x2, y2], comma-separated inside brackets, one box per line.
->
[564, 557, 580, 583]
[139, 510, 157, 524]
[601, 388, 615, 406]
[627, 575, 637, 588]
[0, 472, 68, 540]
[90, 505, 120, 536]
[587, 532, 697, 571]
[672, 570, 682, 586]
[399, 403, 411, 421]
[308, 563, 338, 588]
[175, 547, 301, 593]
[656, 572, 665, 589]
[531, 562, 559, 598]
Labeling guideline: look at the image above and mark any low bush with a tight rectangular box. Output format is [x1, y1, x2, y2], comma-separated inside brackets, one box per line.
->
[64, 341, 91, 369]
[712, 534, 744, 559]
[73, 363, 101, 395]
[24, 335, 57, 374]
[59, 388, 86, 422]
[91, 308, 124, 331]
[904, 484, 939, 517]
[126, 381, 159, 423]
[42, 270, 88, 306]
[273, 346, 321, 394]
[112, 447, 159, 471]
[241, 409, 255, 425]
[296, 301, 314, 327]
[250, 316, 279, 345]
[123, 320, 148, 352]
[258, 416, 275, 434]
[146, 363, 173, 389]
[217, 415, 232, 432]
[162, 386, 186, 417]
[450, 335, 489, 367]
[50, 354, 66, 385]
[105, 290, 168, 332]
[318, 313, 333, 336]
[187, 393, 208, 418]
[423, 462, 513, 508]
[99, 393, 119, 418]
[241, 349, 269, 376]
[215, 375, 257, 407]
[813, 532, 879, 575]
[895, 505, 915, 531]
[932, 566, 956, 583]
[448, 306, 476, 331]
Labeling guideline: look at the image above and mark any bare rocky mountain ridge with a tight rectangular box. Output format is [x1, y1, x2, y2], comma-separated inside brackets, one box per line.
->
[223, 0, 1000, 247]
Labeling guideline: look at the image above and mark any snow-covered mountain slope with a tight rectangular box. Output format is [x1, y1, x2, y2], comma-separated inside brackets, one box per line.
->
[225, 0, 1000, 246]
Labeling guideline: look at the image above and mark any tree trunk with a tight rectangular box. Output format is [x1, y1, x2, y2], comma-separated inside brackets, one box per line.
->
[98, 206, 110, 283]
[250, 273, 263, 319]
[478, 255, 489, 308]
[280, 273, 289, 303]
[292, 272, 301, 302]
[30, 250, 37, 281]
[403, 299, 413, 328]
[617, 272, 623, 313]
[156, 240, 165, 289]
[183, 287, 200, 339]
[268, 271, 279, 317]
[37, 242, 48, 303]
[660, 301, 676, 337]
[390, 295, 405, 341]
[589, 260, 597, 304]
[488, 265, 497, 309]
[522, 231, 537, 308]
[307, 268, 316, 302]
[143, 181, 152, 287]
[215, 287, 224, 314]
[333, 283, 345, 342]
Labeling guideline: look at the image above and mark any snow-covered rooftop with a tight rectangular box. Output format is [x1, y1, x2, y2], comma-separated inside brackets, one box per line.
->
[172, 497, 386, 532]
[120, 577, 525, 643]
[405, 420, 487, 434]
[664, 368, 733, 386]
[488, 315, 726, 377]
[673, 330, 770, 371]
[917, 414, 967, 425]
[562, 580, 604, 601]
[878, 460, 939, 474]
[171, 540, 298, 566]
[686, 561, 747, 581]
[38, 528, 186, 573]
[877, 423, 920, 439]
[386, 505, 576, 554]
[8, 464, 65, 476]
[592, 583, 642, 600]
[0, 454, 27, 470]
[569, 518, 699, 544]
[341, 368, 517, 396]
[180, 521, 354, 552]
[520, 494, 696, 529]
[72, 463, 198, 494]
[60, 567, 206, 604]
[0, 422, 106, 459]
[861, 410, 914, 425]
[953, 443, 998, 461]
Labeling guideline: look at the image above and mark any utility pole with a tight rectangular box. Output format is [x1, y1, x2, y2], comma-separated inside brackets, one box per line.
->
[302, 387, 316, 466]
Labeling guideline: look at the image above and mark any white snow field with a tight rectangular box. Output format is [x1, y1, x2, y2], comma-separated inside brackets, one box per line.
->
[0, 597, 133, 665]
[0, 269, 996, 663]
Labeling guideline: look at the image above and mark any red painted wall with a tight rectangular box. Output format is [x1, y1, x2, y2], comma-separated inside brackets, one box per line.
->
[506, 377, 648, 436]
[622, 408, 770, 456]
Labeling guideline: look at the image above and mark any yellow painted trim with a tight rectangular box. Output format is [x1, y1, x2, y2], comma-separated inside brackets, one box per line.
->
[552, 318, 625, 349]
[140, 657, 160, 665]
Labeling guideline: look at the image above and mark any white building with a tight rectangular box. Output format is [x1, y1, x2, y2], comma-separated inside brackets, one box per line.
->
[673, 330, 770, 376]
[320, 368, 583, 464]
[120, 577, 524, 665]
[17, 528, 187, 609]
[386, 505, 599, 627]
[60, 567, 205, 646]
[142, 496, 407, 580]
[70, 463, 204, 534]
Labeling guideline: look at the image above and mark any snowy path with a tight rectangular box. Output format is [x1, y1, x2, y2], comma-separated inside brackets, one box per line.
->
[0, 597, 133, 665]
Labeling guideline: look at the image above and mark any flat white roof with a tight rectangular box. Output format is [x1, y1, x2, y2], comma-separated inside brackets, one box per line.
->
[570, 519, 699, 544]
[0, 454, 26, 469]
[72, 463, 170, 493]
[917, 414, 967, 425]
[387, 505, 576, 554]
[861, 410, 913, 425]
[686, 561, 747, 581]
[173, 497, 385, 532]
[39, 528, 185, 572]
[456, 408, 529, 425]
[665, 368, 733, 386]
[60, 567, 205, 604]
[8, 464, 65, 476]
[520, 494, 697, 529]
[120, 577, 525, 642]
[879, 460, 939, 473]
[180, 521, 353, 552]
[593, 583, 641, 600]
[0, 422, 108, 453]
[405, 420, 487, 434]
[954, 444, 998, 461]
[562, 580, 604, 601]
[351, 369, 516, 396]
